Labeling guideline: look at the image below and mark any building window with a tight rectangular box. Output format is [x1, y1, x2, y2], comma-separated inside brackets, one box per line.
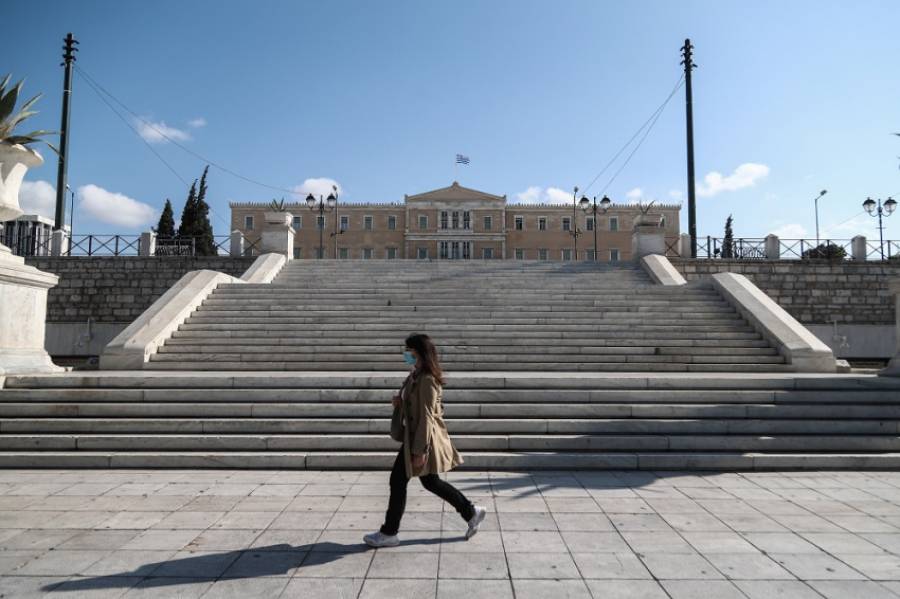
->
[417, 247, 428, 259]
[315, 247, 324, 259]
[610, 248, 620, 262]
[562, 248, 572, 261]
[363, 248, 374, 259]
[483, 216, 492, 230]
[439, 241, 448, 260]
[586, 217, 594, 231]
[660, 215, 666, 227]
[585, 249, 595, 261]
[482, 247, 493, 259]
[538, 217, 547, 231]
[463, 211, 470, 230]
[419, 215, 428, 230]
[440, 211, 448, 230]
[339, 247, 349, 259]
[364, 215, 374, 231]
[244, 215, 254, 231]
[292, 215, 302, 230]
[514, 216, 524, 231]
[462, 242, 471, 259]
[388, 215, 397, 230]
[562, 217, 571, 232]
[340, 215, 349, 231]
[538, 248, 549, 261]
[609, 217, 618, 231]
[515, 248, 524, 260]
[293, 247, 301, 259]
[451, 211, 460, 229]
[387, 247, 397, 259]
[317, 216, 326, 230]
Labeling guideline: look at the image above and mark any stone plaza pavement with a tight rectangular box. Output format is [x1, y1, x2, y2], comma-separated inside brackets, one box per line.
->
[1, 470, 900, 597]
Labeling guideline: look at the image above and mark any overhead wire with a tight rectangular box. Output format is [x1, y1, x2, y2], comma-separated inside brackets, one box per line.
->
[581, 74, 684, 197]
[74, 67, 236, 230]
[74, 64, 298, 195]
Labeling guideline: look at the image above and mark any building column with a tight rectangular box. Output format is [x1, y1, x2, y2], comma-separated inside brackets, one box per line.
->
[852, 235, 867, 261]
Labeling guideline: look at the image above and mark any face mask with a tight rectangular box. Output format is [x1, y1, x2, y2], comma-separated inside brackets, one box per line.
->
[403, 350, 416, 365]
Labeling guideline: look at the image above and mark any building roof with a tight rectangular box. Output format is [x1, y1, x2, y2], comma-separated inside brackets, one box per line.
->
[405, 181, 506, 202]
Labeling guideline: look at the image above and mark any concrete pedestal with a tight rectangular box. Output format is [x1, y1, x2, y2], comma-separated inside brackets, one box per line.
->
[261, 212, 295, 259]
[0, 243, 63, 375]
[880, 278, 900, 377]
[631, 225, 666, 260]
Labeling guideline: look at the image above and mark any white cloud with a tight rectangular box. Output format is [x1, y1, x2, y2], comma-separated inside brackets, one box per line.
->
[18, 180, 56, 219]
[669, 190, 683, 201]
[697, 163, 770, 197]
[78, 184, 157, 228]
[187, 117, 207, 128]
[512, 186, 572, 204]
[821, 214, 879, 239]
[292, 178, 343, 199]
[135, 118, 191, 144]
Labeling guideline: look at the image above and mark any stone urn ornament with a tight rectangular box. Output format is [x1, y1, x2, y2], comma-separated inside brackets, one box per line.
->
[0, 74, 58, 237]
[0, 74, 64, 375]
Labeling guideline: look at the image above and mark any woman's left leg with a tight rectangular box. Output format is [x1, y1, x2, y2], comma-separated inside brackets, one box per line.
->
[420, 474, 476, 522]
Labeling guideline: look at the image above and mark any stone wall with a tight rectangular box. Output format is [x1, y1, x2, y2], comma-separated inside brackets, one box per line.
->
[24, 256, 256, 323]
[670, 259, 899, 325]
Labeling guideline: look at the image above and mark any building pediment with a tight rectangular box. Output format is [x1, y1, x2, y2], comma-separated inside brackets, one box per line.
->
[405, 181, 506, 204]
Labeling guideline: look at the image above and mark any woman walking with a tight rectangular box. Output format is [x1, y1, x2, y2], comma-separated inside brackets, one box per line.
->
[364, 333, 487, 547]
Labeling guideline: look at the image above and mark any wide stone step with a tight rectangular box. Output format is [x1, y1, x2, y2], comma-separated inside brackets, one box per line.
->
[162, 336, 773, 348]
[5, 387, 898, 404]
[142, 361, 794, 372]
[176, 323, 758, 333]
[2, 450, 899, 470]
[171, 329, 765, 341]
[5, 417, 895, 435]
[6, 401, 891, 419]
[147, 353, 786, 365]
[156, 344, 779, 357]
[5, 433, 900, 452]
[20, 372, 890, 389]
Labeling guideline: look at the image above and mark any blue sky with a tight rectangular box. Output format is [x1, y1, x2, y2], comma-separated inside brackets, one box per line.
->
[4, 0, 899, 241]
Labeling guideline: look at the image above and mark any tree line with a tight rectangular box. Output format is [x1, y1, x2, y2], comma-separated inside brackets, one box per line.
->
[154, 166, 216, 255]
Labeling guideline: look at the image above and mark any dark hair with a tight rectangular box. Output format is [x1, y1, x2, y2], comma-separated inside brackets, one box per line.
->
[405, 333, 445, 386]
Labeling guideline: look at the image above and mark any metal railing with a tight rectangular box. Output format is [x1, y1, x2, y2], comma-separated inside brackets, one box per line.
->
[691, 237, 899, 261]
[0, 228, 52, 256]
[67, 234, 142, 256]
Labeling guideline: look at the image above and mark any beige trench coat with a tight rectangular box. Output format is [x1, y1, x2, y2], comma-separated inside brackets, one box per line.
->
[398, 369, 463, 478]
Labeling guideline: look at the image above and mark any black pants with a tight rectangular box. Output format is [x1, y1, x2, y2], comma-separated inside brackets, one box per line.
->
[380, 445, 475, 536]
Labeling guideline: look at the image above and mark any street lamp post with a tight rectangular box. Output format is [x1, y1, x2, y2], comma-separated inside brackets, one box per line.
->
[65, 184, 75, 255]
[863, 196, 897, 260]
[306, 185, 338, 259]
[812, 189, 827, 246]
[580, 194, 611, 261]
[571, 186, 580, 260]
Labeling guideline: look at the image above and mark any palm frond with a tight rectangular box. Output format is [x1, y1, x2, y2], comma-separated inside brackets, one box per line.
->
[0, 79, 22, 124]
[17, 93, 41, 115]
[0, 74, 10, 94]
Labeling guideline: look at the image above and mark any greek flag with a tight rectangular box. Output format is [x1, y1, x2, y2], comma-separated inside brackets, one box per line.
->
[456, 154, 470, 165]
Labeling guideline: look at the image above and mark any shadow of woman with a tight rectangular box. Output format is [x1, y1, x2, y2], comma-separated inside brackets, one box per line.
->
[40, 541, 367, 593]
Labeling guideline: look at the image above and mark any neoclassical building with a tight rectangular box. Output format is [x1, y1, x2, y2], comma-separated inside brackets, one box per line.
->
[229, 182, 681, 261]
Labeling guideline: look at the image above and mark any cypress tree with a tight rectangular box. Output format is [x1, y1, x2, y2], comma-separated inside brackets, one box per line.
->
[722, 214, 734, 259]
[177, 180, 198, 240]
[156, 199, 176, 239]
[193, 166, 216, 255]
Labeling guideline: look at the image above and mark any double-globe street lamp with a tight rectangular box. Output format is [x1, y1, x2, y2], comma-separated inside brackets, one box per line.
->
[863, 196, 897, 260]
[579, 194, 611, 261]
[306, 185, 338, 259]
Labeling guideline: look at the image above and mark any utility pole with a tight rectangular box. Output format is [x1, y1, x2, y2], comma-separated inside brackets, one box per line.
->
[680, 38, 697, 257]
[55, 33, 78, 233]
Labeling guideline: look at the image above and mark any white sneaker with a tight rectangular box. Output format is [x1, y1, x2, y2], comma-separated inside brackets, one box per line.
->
[363, 531, 399, 547]
[465, 505, 487, 540]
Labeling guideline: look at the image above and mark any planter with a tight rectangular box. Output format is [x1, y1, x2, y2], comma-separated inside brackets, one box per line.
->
[0, 143, 44, 224]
